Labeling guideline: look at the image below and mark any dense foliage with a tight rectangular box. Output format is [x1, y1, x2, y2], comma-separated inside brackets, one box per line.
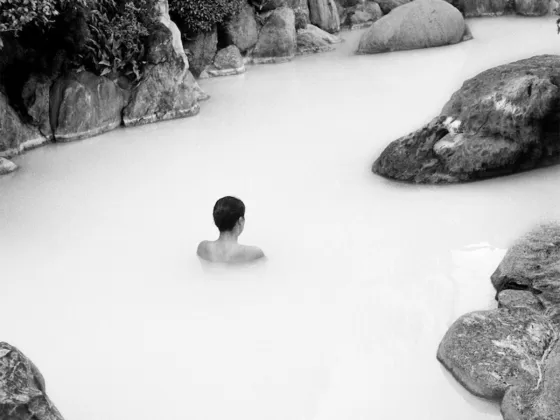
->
[0, 0, 160, 82]
[0, 0, 79, 35]
[168, 0, 244, 36]
[75, 0, 160, 81]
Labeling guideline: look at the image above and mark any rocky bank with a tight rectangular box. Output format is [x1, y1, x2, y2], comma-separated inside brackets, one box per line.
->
[0, 0, 206, 173]
[438, 223, 560, 420]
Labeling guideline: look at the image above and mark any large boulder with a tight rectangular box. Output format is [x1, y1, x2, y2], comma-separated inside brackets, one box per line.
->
[437, 308, 554, 400]
[438, 223, 560, 420]
[308, 0, 341, 33]
[0, 342, 65, 420]
[50, 71, 125, 142]
[183, 27, 218, 77]
[252, 7, 297, 63]
[0, 91, 47, 157]
[357, 0, 469, 54]
[492, 223, 560, 309]
[123, 24, 201, 126]
[373, 55, 560, 184]
[225, 2, 260, 53]
[297, 24, 342, 55]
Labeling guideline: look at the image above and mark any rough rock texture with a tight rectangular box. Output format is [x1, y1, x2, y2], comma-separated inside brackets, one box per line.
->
[157, 0, 190, 68]
[438, 223, 560, 420]
[184, 27, 218, 77]
[357, 0, 468, 54]
[252, 7, 297, 63]
[492, 223, 560, 309]
[373, 55, 560, 184]
[185, 71, 210, 102]
[297, 24, 342, 54]
[515, 0, 549, 15]
[0, 342, 64, 420]
[206, 46, 246, 77]
[21, 75, 53, 140]
[0, 91, 47, 157]
[498, 290, 544, 311]
[437, 309, 554, 399]
[0, 157, 17, 174]
[123, 23, 201, 126]
[225, 2, 260, 53]
[214, 46, 245, 70]
[351, 4, 383, 25]
[375, 0, 410, 13]
[308, 0, 341, 33]
[50, 71, 125, 142]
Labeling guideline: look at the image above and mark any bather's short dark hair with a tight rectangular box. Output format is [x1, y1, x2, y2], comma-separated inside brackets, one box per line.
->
[213, 196, 245, 232]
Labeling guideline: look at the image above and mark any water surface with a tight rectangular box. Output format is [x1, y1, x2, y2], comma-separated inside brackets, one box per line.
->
[2, 17, 560, 420]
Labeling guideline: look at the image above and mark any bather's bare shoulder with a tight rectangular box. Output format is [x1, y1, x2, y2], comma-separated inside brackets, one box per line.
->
[197, 240, 211, 258]
[238, 245, 265, 262]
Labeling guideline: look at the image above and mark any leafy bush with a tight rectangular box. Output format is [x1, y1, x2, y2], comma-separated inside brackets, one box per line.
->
[168, 0, 244, 36]
[74, 0, 160, 82]
[0, 0, 160, 89]
[0, 0, 81, 35]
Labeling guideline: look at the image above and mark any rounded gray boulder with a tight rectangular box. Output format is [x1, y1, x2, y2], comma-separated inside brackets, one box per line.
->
[357, 0, 469, 54]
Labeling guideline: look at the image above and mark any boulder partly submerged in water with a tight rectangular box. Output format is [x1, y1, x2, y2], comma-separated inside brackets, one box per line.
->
[0, 342, 65, 420]
[491, 223, 560, 310]
[438, 223, 560, 420]
[357, 0, 471, 54]
[373, 55, 560, 183]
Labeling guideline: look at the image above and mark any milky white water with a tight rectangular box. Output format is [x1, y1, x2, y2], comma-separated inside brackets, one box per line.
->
[2, 16, 560, 420]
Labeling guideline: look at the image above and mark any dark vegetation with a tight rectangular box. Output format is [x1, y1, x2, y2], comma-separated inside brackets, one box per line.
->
[0, 0, 160, 113]
[167, 0, 244, 38]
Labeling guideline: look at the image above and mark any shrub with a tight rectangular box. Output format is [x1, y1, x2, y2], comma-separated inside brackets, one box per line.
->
[168, 0, 244, 36]
[63, 0, 159, 81]
[0, 0, 86, 35]
[71, 0, 160, 82]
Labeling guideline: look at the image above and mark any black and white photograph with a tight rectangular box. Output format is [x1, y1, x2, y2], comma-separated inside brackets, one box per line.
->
[1, 0, 560, 419]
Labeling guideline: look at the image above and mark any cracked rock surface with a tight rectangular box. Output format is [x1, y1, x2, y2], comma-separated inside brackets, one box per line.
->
[0, 342, 64, 420]
[373, 55, 560, 183]
[438, 223, 560, 420]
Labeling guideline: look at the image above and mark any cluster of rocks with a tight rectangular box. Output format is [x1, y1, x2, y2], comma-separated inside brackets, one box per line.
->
[184, 0, 353, 78]
[0, 342, 64, 420]
[373, 55, 560, 183]
[0, 0, 208, 174]
[438, 222, 560, 420]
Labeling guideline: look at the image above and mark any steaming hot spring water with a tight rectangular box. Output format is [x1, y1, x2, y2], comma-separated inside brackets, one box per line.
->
[2, 16, 560, 420]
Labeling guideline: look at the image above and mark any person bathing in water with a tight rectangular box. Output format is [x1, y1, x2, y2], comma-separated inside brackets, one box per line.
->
[197, 196, 265, 264]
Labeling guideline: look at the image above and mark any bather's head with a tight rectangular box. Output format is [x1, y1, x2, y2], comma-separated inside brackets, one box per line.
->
[213, 196, 245, 235]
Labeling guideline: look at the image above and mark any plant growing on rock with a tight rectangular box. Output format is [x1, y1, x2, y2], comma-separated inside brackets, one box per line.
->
[0, 0, 60, 35]
[73, 0, 160, 82]
[168, 0, 244, 36]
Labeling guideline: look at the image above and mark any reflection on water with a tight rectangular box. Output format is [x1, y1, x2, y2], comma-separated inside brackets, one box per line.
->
[1, 16, 560, 420]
